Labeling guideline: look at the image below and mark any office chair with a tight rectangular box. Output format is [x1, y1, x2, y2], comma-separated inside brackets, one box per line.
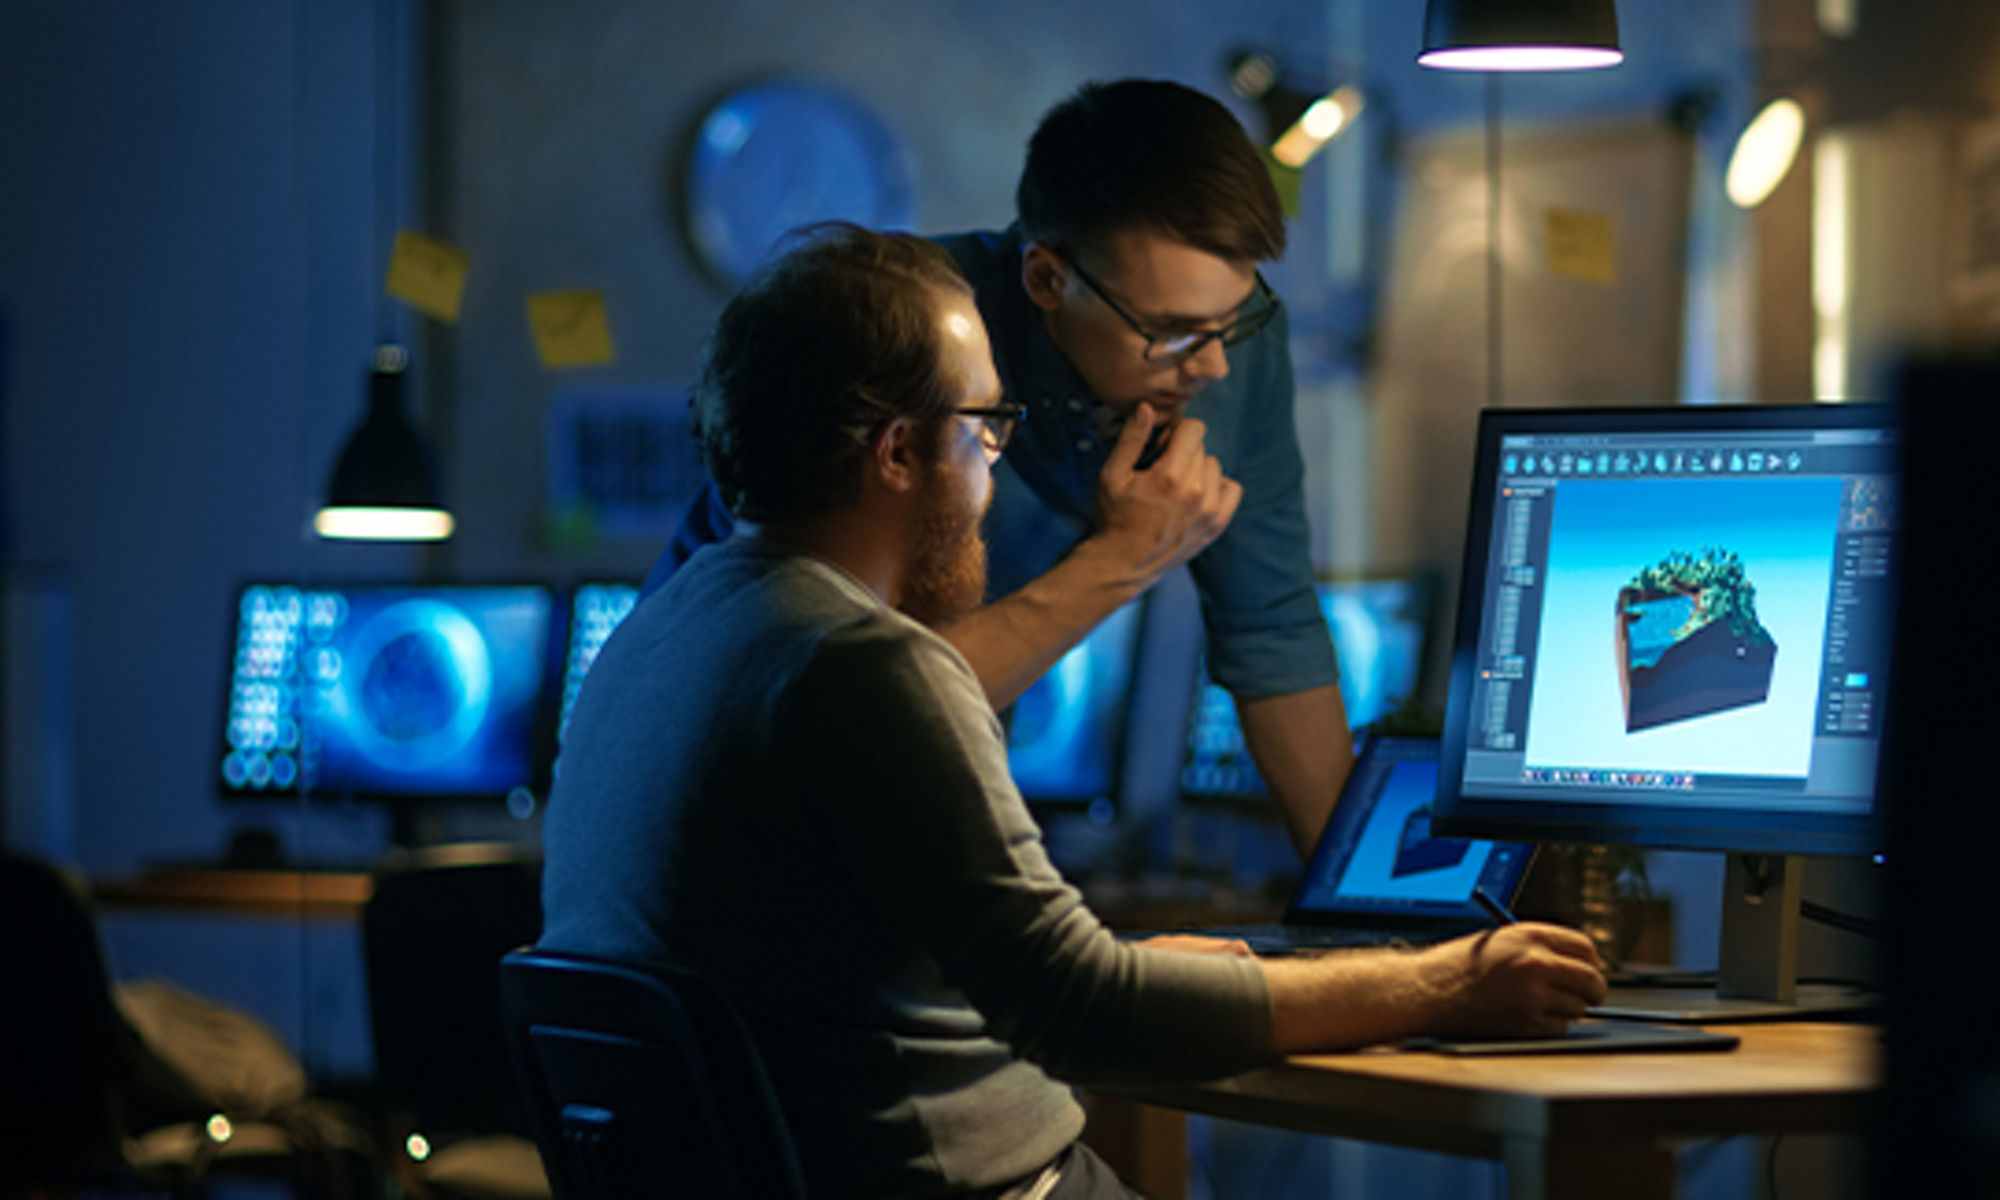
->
[498, 948, 807, 1200]
[360, 860, 549, 1200]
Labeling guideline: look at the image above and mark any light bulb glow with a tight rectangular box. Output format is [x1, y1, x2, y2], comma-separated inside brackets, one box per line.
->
[1727, 99, 1806, 209]
[314, 506, 456, 541]
[1418, 45, 1624, 71]
[1270, 87, 1365, 169]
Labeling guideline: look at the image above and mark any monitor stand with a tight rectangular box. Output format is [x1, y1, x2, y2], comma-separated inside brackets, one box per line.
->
[1593, 854, 1879, 1023]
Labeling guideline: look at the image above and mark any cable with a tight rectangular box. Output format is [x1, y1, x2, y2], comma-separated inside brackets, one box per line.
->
[1800, 900, 1883, 940]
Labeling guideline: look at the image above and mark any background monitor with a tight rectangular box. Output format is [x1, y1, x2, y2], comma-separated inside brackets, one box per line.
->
[1432, 403, 1896, 1014]
[1180, 576, 1433, 801]
[1007, 598, 1146, 814]
[557, 581, 641, 745]
[220, 583, 556, 815]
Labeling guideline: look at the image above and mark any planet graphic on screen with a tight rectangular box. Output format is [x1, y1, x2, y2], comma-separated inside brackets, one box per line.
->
[342, 600, 493, 771]
[361, 630, 468, 743]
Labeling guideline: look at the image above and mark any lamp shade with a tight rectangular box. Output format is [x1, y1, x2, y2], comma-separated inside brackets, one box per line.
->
[1419, 0, 1624, 71]
[314, 346, 454, 541]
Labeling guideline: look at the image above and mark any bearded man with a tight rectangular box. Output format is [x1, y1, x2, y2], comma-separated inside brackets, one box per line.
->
[538, 225, 1605, 1200]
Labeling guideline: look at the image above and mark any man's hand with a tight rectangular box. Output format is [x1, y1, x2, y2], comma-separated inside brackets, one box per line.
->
[1090, 406, 1242, 589]
[1420, 923, 1610, 1039]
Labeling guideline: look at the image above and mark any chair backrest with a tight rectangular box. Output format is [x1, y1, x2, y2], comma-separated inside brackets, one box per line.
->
[498, 948, 807, 1200]
[362, 860, 544, 1138]
[1, 853, 130, 1187]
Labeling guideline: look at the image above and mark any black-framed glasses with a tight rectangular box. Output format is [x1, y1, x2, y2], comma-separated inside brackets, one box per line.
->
[1065, 258, 1280, 363]
[954, 404, 1027, 459]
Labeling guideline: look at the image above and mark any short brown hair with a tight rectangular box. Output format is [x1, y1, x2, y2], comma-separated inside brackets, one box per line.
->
[1016, 79, 1286, 264]
[692, 224, 972, 527]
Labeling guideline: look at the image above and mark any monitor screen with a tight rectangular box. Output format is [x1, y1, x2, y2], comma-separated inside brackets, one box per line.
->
[1007, 598, 1145, 808]
[1433, 404, 1895, 857]
[558, 581, 641, 744]
[1180, 577, 1432, 800]
[220, 583, 555, 798]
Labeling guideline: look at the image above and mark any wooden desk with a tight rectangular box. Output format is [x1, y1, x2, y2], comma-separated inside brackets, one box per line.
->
[91, 844, 536, 919]
[93, 868, 376, 918]
[1093, 1021, 1879, 1200]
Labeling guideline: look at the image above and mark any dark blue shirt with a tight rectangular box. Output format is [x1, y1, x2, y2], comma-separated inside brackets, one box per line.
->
[646, 226, 1337, 700]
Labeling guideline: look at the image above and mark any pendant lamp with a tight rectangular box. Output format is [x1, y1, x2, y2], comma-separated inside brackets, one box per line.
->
[1418, 0, 1624, 71]
[314, 345, 454, 541]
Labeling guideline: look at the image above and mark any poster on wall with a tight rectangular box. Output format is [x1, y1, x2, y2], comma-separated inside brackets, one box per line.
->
[544, 386, 704, 542]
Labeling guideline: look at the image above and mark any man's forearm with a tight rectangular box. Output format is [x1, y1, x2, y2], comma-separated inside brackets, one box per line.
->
[946, 410, 1240, 710]
[1260, 943, 1451, 1052]
[1236, 684, 1354, 856]
[1261, 923, 1610, 1051]
[940, 538, 1150, 711]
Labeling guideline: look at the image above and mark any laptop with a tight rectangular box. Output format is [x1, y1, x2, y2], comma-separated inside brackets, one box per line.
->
[1142, 736, 1538, 955]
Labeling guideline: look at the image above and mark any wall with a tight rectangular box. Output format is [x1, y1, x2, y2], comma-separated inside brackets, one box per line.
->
[423, 0, 1338, 586]
[0, 0, 431, 876]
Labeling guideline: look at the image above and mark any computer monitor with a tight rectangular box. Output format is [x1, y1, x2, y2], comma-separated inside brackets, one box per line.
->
[1180, 576, 1433, 801]
[1007, 598, 1146, 817]
[1433, 403, 1896, 1017]
[219, 583, 557, 842]
[557, 581, 642, 745]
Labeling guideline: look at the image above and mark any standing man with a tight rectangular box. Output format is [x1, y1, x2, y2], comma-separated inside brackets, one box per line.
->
[545, 224, 1606, 1200]
[651, 79, 1350, 855]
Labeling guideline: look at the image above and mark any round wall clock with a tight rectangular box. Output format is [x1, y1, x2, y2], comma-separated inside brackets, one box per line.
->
[680, 80, 917, 289]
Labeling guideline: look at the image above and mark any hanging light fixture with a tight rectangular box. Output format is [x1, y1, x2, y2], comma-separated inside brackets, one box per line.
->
[1418, 0, 1624, 72]
[314, 345, 454, 541]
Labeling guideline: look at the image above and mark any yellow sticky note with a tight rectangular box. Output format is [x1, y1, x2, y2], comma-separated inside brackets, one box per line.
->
[1544, 208, 1618, 286]
[385, 231, 470, 322]
[527, 289, 616, 369]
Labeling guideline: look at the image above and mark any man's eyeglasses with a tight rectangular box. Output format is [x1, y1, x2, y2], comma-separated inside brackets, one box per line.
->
[1065, 258, 1280, 364]
[954, 403, 1027, 459]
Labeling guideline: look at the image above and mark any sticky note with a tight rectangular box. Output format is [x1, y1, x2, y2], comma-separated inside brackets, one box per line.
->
[385, 231, 470, 322]
[1544, 208, 1618, 286]
[527, 289, 616, 369]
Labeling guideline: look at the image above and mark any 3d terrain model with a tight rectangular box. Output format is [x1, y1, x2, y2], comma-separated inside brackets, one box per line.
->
[1393, 804, 1471, 877]
[1615, 547, 1777, 733]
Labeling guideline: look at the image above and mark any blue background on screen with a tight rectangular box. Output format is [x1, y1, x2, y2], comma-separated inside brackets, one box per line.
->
[1522, 477, 1841, 778]
[222, 586, 551, 796]
[1328, 760, 1496, 904]
[1181, 579, 1428, 798]
[1008, 601, 1142, 800]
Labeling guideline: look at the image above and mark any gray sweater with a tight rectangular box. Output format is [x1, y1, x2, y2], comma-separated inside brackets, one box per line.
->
[540, 539, 1274, 1198]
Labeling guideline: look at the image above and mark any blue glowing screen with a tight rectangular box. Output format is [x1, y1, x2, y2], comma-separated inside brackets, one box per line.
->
[220, 584, 553, 797]
[558, 582, 640, 744]
[1007, 600, 1144, 804]
[1181, 578, 1431, 800]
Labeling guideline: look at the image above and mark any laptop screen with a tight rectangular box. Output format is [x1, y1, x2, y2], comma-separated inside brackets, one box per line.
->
[1289, 737, 1534, 923]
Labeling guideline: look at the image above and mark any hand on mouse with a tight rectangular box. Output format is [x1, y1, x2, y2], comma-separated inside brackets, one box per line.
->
[1419, 922, 1610, 1039]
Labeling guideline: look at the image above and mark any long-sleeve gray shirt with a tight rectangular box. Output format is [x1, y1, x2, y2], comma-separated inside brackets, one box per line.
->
[540, 538, 1274, 1198]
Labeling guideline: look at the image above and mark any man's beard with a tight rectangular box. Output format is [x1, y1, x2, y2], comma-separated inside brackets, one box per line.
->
[898, 456, 989, 629]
